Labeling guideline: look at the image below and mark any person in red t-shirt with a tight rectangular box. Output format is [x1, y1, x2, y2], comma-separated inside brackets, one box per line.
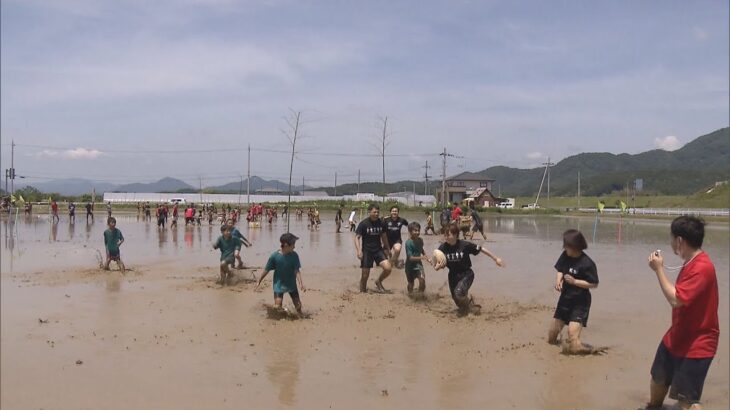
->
[645, 216, 719, 410]
[451, 201, 462, 221]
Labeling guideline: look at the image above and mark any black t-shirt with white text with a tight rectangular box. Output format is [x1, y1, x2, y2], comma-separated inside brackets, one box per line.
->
[384, 216, 409, 245]
[554, 251, 598, 301]
[356, 218, 387, 253]
[438, 240, 481, 275]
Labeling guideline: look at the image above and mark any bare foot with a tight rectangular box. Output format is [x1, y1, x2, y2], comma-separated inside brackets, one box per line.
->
[374, 280, 387, 293]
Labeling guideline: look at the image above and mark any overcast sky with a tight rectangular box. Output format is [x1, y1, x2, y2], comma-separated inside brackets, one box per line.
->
[1, 0, 728, 188]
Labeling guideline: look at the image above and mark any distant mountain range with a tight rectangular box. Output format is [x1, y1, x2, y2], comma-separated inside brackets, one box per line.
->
[476, 127, 729, 196]
[10, 127, 729, 197]
[14, 176, 309, 196]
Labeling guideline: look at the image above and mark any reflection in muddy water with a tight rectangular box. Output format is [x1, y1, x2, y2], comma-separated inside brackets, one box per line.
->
[67, 221, 75, 239]
[105, 273, 122, 292]
[263, 326, 301, 406]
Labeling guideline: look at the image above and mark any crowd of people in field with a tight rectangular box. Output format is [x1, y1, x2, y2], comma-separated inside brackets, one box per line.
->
[1, 194, 719, 409]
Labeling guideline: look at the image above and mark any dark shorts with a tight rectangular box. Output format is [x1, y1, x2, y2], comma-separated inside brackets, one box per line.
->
[361, 250, 387, 269]
[448, 269, 475, 302]
[651, 342, 713, 404]
[553, 296, 591, 327]
[274, 290, 300, 301]
[405, 266, 424, 282]
[107, 249, 120, 261]
[220, 256, 234, 266]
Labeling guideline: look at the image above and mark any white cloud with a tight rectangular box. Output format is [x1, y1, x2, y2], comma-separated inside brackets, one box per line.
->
[526, 152, 543, 159]
[693, 27, 708, 40]
[37, 148, 104, 159]
[654, 136, 682, 151]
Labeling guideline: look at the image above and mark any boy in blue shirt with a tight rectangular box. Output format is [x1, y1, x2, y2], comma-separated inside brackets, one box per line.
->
[103, 217, 125, 273]
[213, 225, 240, 286]
[256, 233, 305, 314]
[405, 221, 431, 294]
[225, 218, 252, 269]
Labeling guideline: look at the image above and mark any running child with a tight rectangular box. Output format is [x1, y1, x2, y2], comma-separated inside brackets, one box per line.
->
[226, 219, 253, 269]
[213, 225, 240, 286]
[424, 211, 436, 235]
[405, 222, 431, 293]
[335, 204, 344, 233]
[469, 208, 487, 240]
[85, 202, 94, 223]
[51, 200, 59, 223]
[68, 202, 76, 224]
[348, 208, 357, 232]
[383, 205, 408, 268]
[434, 224, 505, 315]
[103, 217, 126, 273]
[255, 233, 305, 314]
[547, 229, 600, 354]
[354, 204, 392, 292]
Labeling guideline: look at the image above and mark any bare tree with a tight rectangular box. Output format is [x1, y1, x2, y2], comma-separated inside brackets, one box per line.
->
[282, 109, 302, 233]
[370, 116, 391, 202]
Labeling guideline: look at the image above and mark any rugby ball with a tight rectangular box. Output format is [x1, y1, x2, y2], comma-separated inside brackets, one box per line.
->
[432, 249, 447, 270]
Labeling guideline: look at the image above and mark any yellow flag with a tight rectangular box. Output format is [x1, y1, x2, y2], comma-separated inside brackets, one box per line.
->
[17, 195, 25, 205]
[597, 201, 605, 213]
[619, 200, 627, 213]
[10, 195, 16, 203]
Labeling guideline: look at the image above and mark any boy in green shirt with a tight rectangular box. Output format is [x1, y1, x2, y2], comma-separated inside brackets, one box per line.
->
[103, 217, 125, 273]
[255, 233, 305, 314]
[213, 225, 240, 286]
[405, 222, 431, 294]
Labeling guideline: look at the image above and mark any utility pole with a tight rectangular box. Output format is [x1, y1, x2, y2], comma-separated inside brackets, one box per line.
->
[542, 158, 555, 209]
[198, 176, 203, 204]
[11, 140, 15, 196]
[577, 171, 581, 208]
[334, 172, 337, 197]
[238, 175, 243, 207]
[357, 169, 360, 195]
[423, 161, 431, 195]
[246, 144, 251, 205]
[380, 116, 388, 203]
[302, 176, 305, 194]
[439, 148, 460, 207]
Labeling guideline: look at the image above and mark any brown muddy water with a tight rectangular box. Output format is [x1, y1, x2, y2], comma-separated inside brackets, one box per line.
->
[1, 211, 728, 409]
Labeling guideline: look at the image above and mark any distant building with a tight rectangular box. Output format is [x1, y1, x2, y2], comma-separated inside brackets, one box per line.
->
[438, 172, 499, 207]
[255, 187, 284, 195]
[301, 191, 329, 197]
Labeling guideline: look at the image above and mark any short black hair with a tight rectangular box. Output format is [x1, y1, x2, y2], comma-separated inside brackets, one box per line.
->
[671, 216, 705, 249]
[368, 203, 380, 211]
[408, 221, 421, 231]
[563, 229, 588, 251]
[390, 205, 399, 212]
[221, 226, 231, 233]
[280, 232, 299, 246]
[107, 217, 116, 224]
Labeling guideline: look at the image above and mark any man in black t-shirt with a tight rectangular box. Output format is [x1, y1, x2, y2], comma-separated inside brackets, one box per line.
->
[383, 205, 408, 268]
[354, 204, 392, 293]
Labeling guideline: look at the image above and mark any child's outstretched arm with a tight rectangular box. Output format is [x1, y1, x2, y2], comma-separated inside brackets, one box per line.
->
[296, 269, 305, 292]
[480, 247, 504, 267]
[255, 270, 270, 291]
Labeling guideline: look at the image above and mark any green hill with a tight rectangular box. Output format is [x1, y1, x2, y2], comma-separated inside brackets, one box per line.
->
[480, 127, 729, 197]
